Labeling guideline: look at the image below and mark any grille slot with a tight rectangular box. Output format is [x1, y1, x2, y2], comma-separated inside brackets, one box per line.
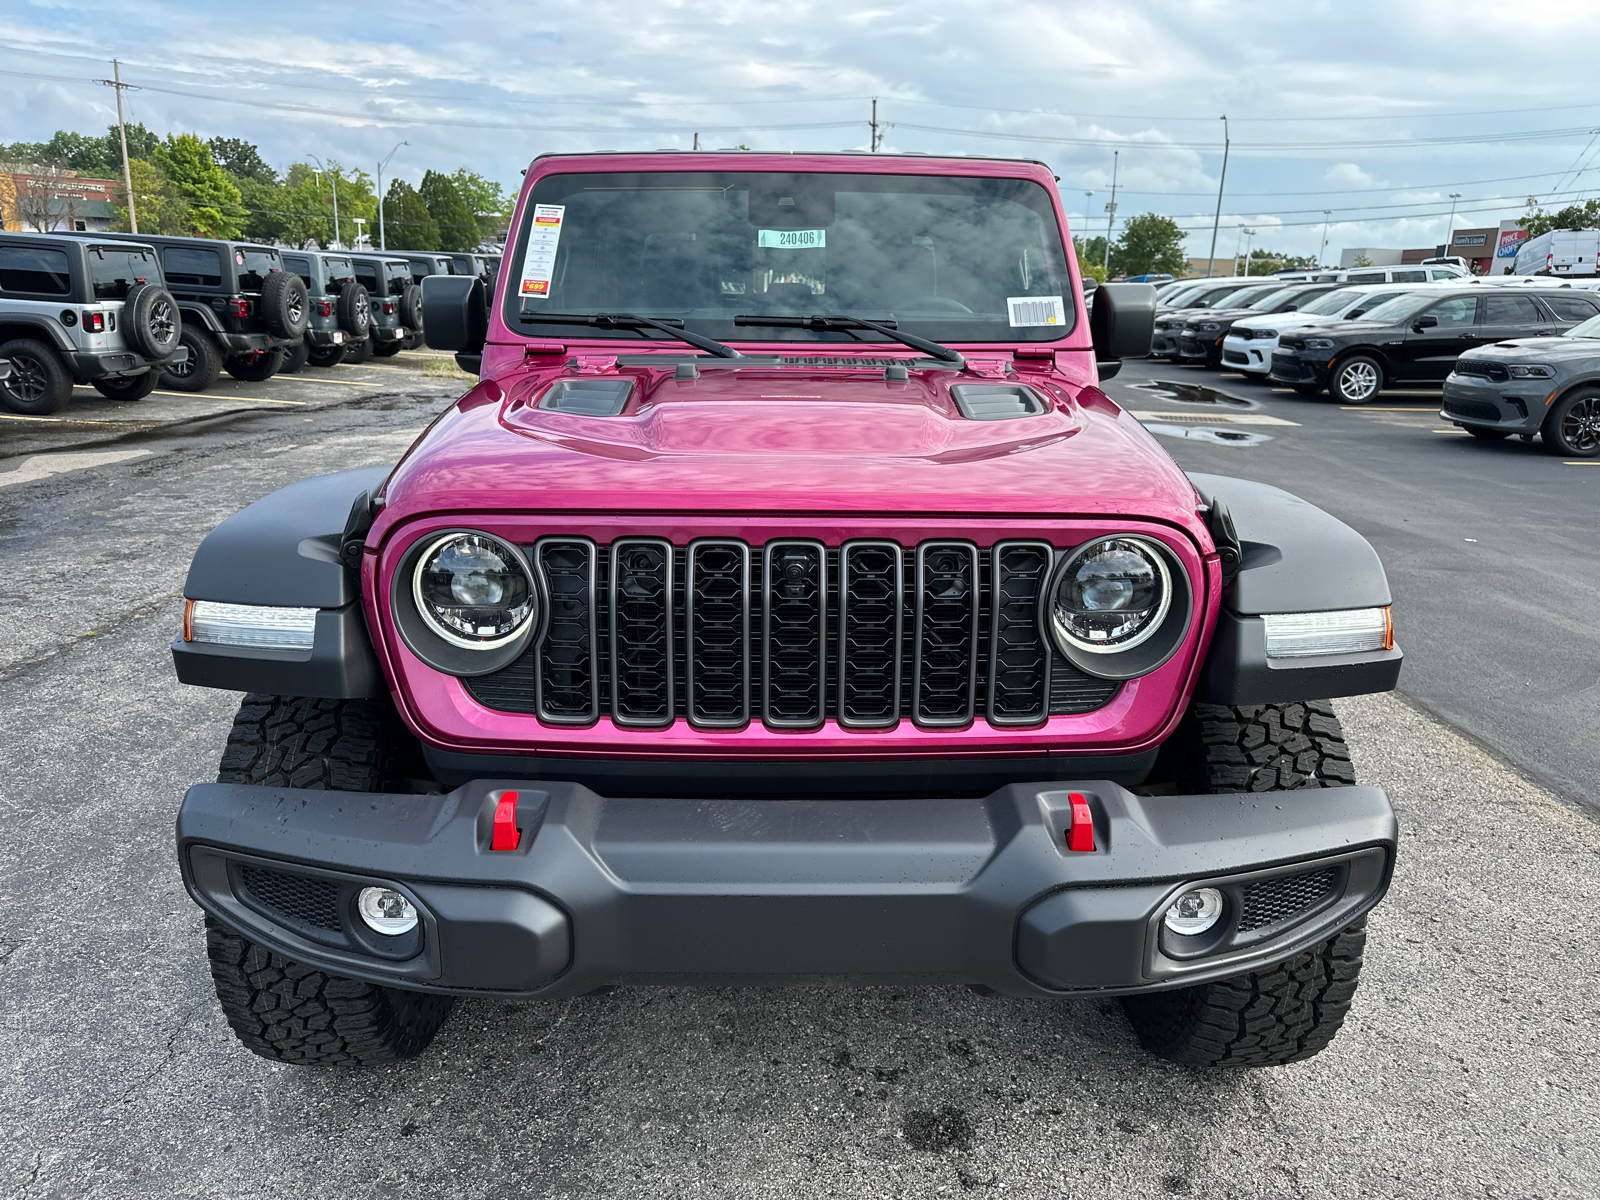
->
[1454, 359, 1508, 382]
[536, 537, 598, 723]
[762, 540, 827, 728]
[839, 541, 904, 728]
[237, 864, 342, 932]
[913, 542, 979, 726]
[686, 540, 750, 728]
[1237, 867, 1338, 932]
[1443, 397, 1503, 421]
[988, 541, 1053, 725]
[610, 538, 675, 726]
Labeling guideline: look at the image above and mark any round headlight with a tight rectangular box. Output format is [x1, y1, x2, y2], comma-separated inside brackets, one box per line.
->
[412, 532, 535, 649]
[1047, 538, 1172, 654]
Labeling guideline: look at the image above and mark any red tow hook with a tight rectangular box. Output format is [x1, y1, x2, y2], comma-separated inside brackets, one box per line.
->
[491, 790, 520, 851]
[1066, 792, 1096, 852]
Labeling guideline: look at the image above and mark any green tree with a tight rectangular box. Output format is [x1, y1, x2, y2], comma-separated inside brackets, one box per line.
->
[110, 157, 190, 235]
[383, 178, 440, 250]
[118, 122, 161, 161]
[450, 168, 514, 241]
[1075, 234, 1109, 283]
[1108, 213, 1188, 278]
[418, 169, 478, 251]
[1234, 249, 1319, 276]
[42, 130, 114, 175]
[1521, 196, 1600, 238]
[153, 133, 244, 238]
[1351, 253, 1374, 268]
[209, 137, 277, 186]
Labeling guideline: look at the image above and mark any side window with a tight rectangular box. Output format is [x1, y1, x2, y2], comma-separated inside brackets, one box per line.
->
[163, 246, 223, 287]
[1483, 295, 1543, 324]
[0, 245, 72, 295]
[1428, 269, 1457, 280]
[1424, 297, 1476, 328]
[1544, 295, 1600, 321]
[355, 265, 379, 290]
[1346, 272, 1384, 285]
[281, 255, 316, 291]
[1391, 270, 1427, 283]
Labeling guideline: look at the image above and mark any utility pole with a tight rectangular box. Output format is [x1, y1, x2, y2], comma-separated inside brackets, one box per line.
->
[94, 59, 139, 234]
[692, 132, 699, 151]
[1206, 115, 1229, 277]
[1103, 151, 1118, 274]
[1318, 210, 1332, 266]
[310, 155, 341, 246]
[870, 97, 883, 152]
[376, 140, 408, 251]
[1241, 227, 1256, 276]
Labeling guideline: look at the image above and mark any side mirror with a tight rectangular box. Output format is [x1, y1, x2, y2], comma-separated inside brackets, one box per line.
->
[420, 274, 488, 360]
[1412, 314, 1439, 331]
[1090, 282, 1157, 365]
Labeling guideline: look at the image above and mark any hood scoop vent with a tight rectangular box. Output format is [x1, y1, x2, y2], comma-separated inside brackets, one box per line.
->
[541, 378, 635, 416]
[950, 384, 1047, 422]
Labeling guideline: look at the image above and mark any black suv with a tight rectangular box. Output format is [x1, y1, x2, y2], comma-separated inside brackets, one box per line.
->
[2, 232, 185, 413]
[1270, 286, 1600, 402]
[280, 250, 372, 370]
[448, 253, 494, 288]
[349, 254, 423, 360]
[1175, 282, 1344, 369]
[94, 233, 310, 391]
[1151, 280, 1283, 359]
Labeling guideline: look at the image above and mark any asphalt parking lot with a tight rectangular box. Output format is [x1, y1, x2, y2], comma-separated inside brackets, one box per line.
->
[2, 359, 1598, 1198]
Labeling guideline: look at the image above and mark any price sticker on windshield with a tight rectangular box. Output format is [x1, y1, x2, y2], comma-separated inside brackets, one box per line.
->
[758, 229, 826, 249]
[519, 204, 566, 297]
[1007, 296, 1067, 327]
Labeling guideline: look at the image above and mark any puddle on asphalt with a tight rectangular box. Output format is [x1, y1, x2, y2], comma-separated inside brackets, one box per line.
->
[1143, 423, 1273, 446]
[1126, 380, 1257, 410]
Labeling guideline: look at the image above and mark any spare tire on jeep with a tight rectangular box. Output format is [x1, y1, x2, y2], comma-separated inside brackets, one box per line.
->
[337, 282, 371, 340]
[122, 280, 182, 360]
[399, 283, 424, 340]
[261, 270, 310, 340]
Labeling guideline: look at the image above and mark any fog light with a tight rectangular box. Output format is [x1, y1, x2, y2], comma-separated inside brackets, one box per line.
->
[358, 887, 418, 935]
[1164, 887, 1224, 935]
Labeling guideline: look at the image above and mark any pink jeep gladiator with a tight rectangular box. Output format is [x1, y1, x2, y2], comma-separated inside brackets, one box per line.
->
[173, 152, 1401, 1068]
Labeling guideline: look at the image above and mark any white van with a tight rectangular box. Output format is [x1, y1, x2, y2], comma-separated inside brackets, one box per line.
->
[1513, 229, 1600, 277]
[1341, 263, 1469, 285]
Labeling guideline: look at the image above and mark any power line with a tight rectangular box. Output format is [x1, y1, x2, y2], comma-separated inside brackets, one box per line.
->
[892, 120, 1600, 153]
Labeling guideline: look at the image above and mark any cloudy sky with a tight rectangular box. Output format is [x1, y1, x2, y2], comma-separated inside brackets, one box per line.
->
[6, 0, 1600, 261]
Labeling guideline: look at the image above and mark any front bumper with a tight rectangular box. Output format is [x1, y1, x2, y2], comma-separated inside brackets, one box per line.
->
[178, 777, 1396, 1000]
[1177, 332, 1223, 362]
[1441, 373, 1545, 434]
[1222, 335, 1274, 374]
[1269, 350, 1330, 386]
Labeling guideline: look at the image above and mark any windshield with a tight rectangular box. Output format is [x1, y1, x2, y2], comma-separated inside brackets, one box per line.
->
[1158, 285, 1206, 307]
[89, 246, 158, 299]
[1356, 293, 1438, 324]
[1297, 288, 1359, 316]
[505, 170, 1075, 345]
[1245, 286, 1299, 311]
[1563, 312, 1600, 338]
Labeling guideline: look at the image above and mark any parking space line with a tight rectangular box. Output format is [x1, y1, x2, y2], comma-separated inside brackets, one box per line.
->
[0, 412, 131, 425]
[1564, 461, 1600, 465]
[151, 390, 305, 406]
[276, 377, 384, 388]
[1432, 429, 1469, 434]
[1342, 406, 1439, 411]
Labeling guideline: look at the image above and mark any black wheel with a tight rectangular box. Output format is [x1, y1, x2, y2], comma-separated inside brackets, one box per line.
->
[399, 283, 424, 342]
[344, 332, 375, 364]
[91, 371, 158, 401]
[225, 348, 286, 383]
[278, 340, 310, 374]
[372, 340, 403, 358]
[0, 338, 73, 414]
[161, 325, 222, 392]
[337, 282, 372, 340]
[261, 270, 311, 339]
[122, 281, 182, 359]
[205, 694, 449, 1066]
[1466, 426, 1511, 441]
[1542, 386, 1600, 458]
[1123, 701, 1366, 1068]
[1291, 382, 1321, 397]
[306, 344, 347, 368]
[1329, 355, 1384, 404]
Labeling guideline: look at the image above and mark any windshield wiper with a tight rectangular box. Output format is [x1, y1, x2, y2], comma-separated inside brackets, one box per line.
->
[732, 314, 965, 365]
[518, 307, 741, 358]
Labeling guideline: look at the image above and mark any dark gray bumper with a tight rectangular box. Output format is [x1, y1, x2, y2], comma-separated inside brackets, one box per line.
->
[178, 778, 1396, 1001]
[217, 331, 296, 354]
[1441, 375, 1545, 434]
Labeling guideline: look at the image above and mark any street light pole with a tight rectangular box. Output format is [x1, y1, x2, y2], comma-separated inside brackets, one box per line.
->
[1318, 210, 1332, 266]
[377, 140, 409, 252]
[1206, 115, 1229, 277]
[1242, 227, 1256, 276]
[1444, 193, 1462, 257]
[1103, 150, 1118, 274]
[309, 155, 340, 247]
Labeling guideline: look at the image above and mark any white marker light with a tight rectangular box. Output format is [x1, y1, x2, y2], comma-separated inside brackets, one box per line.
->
[1262, 608, 1391, 658]
[185, 600, 317, 652]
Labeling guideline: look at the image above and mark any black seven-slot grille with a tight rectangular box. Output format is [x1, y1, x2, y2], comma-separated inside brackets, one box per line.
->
[465, 539, 1122, 730]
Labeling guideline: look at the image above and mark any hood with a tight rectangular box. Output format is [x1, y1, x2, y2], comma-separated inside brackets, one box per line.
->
[378, 357, 1203, 526]
[1463, 335, 1600, 360]
[1232, 311, 1339, 331]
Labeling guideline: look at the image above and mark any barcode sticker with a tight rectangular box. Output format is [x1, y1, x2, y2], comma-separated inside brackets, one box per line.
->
[1007, 296, 1067, 327]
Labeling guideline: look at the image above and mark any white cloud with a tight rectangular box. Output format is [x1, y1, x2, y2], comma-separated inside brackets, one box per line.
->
[1324, 162, 1376, 188]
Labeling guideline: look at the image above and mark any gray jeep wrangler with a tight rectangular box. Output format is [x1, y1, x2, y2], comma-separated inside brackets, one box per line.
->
[0, 232, 186, 413]
[279, 250, 372, 371]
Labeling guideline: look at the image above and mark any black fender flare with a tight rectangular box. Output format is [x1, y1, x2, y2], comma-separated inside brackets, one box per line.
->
[171, 468, 390, 698]
[1189, 473, 1402, 705]
[0, 313, 76, 353]
[177, 302, 227, 334]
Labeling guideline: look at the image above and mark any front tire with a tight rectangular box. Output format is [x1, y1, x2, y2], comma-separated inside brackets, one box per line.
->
[1542, 386, 1600, 457]
[278, 340, 310, 374]
[1330, 355, 1384, 404]
[205, 694, 449, 1065]
[1123, 701, 1366, 1067]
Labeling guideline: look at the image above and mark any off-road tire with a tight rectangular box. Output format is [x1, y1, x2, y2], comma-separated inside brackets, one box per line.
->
[91, 371, 159, 401]
[279, 340, 310, 374]
[225, 348, 286, 383]
[399, 283, 425, 342]
[306, 343, 347, 368]
[204, 917, 454, 1065]
[344, 332, 374, 364]
[1541, 386, 1600, 458]
[161, 325, 222, 392]
[372, 340, 403, 357]
[1124, 700, 1365, 1067]
[261, 270, 311, 339]
[0, 338, 73, 414]
[122, 280, 182, 359]
[206, 694, 446, 1064]
[337, 282, 371, 339]
[1330, 354, 1384, 404]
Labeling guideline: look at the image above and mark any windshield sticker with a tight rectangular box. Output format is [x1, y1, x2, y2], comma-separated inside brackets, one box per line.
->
[1007, 296, 1066, 327]
[519, 204, 566, 297]
[758, 229, 826, 249]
